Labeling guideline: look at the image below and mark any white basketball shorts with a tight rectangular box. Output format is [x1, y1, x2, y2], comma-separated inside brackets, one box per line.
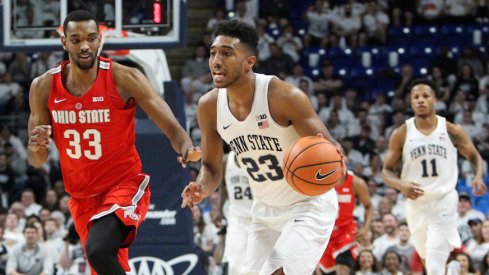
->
[405, 189, 461, 259]
[240, 189, 338, 275]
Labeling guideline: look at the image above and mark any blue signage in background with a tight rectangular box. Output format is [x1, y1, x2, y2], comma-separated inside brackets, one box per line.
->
[131, 81, 206, 275]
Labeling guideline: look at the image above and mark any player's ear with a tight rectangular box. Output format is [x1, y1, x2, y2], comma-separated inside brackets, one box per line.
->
[245, 56, 256, 72]
[61, 36, 67, 50]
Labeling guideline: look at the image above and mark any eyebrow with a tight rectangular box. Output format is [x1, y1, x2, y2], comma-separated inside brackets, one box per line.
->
[68, 32, 98, 38]
[210, 45, 235, 50]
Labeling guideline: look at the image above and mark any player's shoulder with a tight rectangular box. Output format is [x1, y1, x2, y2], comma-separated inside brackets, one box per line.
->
[268, 77, 307, 103]
[446, 120, 468, 145]
[30, 70, 53, 96]
[111, 61, 141, 79]
[390, 123, 407, 143]
[446, 120, 463, 134]
[198, 88, 219, 107]
[113, 62, 150, 88]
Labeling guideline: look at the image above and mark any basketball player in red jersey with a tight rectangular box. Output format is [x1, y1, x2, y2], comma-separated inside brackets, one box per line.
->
[319, 171, 373, 275]
[27, 10, 200, 275]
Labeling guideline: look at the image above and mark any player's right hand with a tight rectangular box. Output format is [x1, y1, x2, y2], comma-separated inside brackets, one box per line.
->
[181, 181, 206, 208]
[212, 211, 225, 229]
[400, 181, 424, 200]
[28, 125, 52, 152]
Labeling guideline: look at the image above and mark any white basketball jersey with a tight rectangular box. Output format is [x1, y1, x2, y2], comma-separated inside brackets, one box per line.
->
[401, 116, 458, 199]
[217, 73, 311, 206]
[225, 151, 253, 218]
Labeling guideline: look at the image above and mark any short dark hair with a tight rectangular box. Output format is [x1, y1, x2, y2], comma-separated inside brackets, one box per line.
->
[214, 20, 258, 56]
[408, 78, 437, 96]
[63, 10, 99, 36]
[23, 223, 38, 233]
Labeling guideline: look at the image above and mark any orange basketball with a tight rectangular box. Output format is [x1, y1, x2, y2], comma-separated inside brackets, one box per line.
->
[283, 136, 344, 196]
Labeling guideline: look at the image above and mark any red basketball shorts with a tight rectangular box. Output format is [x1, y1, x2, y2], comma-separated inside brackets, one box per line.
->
[319, 222, 358, 273]
[69, 173, 151, 273]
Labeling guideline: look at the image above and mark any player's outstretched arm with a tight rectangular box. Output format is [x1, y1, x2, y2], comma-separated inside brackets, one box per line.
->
[382, 125, 424, 199]
[447, 122, 487, 196]
[213, 154, 229, 228]
[181, 90, 224, 208]
[112, 63, 200, 163]
[353, 174, 373, 238]
[27, 74, 53, 168]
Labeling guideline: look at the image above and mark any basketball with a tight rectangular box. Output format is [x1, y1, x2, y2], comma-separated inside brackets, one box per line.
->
[283, 136, 344, 196]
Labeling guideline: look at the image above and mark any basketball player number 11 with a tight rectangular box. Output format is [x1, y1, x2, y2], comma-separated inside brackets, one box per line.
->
[421, 158, 438, 177]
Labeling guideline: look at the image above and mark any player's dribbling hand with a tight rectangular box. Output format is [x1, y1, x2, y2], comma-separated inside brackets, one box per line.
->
[181, 181, 205, 208]
[177, 146, 202, 168]
[28, 125, 52, 152]
[400, 181, 424, 200]
[472, 178, 487, 196]
[317, 133, 348, 182]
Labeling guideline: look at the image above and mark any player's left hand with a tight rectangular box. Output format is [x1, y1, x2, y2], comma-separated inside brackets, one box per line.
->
[181, 181, 206, 208]
[177, 146, 202, 167]
[472, 178, 487, 196]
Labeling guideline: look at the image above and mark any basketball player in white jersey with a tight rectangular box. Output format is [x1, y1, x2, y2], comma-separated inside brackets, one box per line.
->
[382, 78, 487, 275]
[215, 151, 254, 275]
[181, 20, 344, 275]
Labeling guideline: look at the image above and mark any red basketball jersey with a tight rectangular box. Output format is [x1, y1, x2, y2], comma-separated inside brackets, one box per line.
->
[334, 170, 355, 228]
[48, 57, 142, 198]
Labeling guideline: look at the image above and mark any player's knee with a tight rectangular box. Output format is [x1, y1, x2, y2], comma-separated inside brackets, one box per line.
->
[86, 239, 114, 266]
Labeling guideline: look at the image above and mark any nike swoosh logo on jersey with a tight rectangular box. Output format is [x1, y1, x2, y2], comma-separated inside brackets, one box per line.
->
[315, 168, 337, 180]
[223, 124, 231, 130]
[54, 98, 67, 103]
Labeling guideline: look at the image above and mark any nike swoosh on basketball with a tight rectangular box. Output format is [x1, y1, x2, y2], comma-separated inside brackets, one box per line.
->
[315, 168, 337, 180]
[223, 124, 231, 130]
[54, 98, 67, 103]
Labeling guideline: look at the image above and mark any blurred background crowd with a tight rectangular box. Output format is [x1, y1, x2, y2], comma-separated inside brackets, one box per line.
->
[1, 0, 489, 274]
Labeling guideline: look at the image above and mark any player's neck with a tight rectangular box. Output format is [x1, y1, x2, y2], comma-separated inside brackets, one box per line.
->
[63, 63, 99, 97]
[226, 73, 256, 104]
[67, 63, 98, 84]
[414, 114, 437, 134]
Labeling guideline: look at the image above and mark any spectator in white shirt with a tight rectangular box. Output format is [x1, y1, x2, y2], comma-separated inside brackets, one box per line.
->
[276, 25, 303, 63]
[20, 189, 41, 217]
[458, 192, 486, 244]
[305, 0, 332, 47]
[3, 213, 24, 252]
[0, 73, 23, 112]
[373, 213, 399, 261]
[331, 3, 363, 48]
[363, 0, 389, 44]
[466, 219, 489, 271]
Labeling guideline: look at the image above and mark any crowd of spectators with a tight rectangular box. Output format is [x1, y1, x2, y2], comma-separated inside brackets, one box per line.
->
[182, 0, 489, 274]
[1, 0, 489, 274]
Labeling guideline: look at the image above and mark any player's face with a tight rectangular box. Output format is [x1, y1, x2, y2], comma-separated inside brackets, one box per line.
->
[410, 84, 436, 117]
[209, 35, 255, 88]
[62, 20, 101, 70]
